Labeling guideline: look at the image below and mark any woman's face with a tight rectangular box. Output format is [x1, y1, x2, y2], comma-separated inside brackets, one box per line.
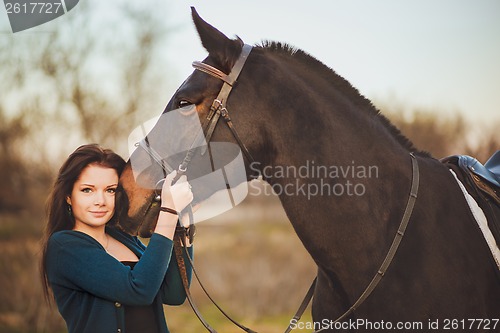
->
[67, 164, 119, 231]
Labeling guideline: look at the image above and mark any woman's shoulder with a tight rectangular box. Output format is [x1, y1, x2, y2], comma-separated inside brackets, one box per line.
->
[45, 231, 103, 269]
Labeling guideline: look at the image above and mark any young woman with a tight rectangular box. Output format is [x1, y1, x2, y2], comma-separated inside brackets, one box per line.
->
[40, 144, 193, 333]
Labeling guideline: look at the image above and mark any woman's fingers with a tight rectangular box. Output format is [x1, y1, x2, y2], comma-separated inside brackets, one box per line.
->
[161, 172, 193, 212]
[164, 170, 177, 186]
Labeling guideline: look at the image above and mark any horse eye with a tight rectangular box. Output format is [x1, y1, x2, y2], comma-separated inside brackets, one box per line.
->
[178, 100, 192, 108]
[177, 100, 197, 116]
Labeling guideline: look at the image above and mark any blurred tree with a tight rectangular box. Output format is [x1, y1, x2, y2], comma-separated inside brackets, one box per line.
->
[0, 1, 178, 331]
[388, 109, 468, 158]
[379, 103, 499, 161]
[0, 108, 28, 212]
[1, 1, 176, 166]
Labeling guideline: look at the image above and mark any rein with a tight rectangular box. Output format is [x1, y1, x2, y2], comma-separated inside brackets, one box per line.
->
[174, 153, 419, 333]
[304, 152, 420, 332]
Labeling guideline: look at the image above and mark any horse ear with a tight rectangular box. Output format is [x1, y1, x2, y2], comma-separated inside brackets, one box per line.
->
[191, 7, 244, 72]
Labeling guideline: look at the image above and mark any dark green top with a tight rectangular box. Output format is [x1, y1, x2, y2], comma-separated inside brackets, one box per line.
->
[46, 226, 193, 333]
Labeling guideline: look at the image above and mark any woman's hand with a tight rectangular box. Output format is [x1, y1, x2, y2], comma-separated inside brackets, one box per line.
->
[153, 171, 193, 240]
[161, 171, 193, 213]
[178, 203, 200, 247]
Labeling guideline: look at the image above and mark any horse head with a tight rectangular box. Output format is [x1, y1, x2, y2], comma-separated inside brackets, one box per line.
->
[118, 8, 267, 236]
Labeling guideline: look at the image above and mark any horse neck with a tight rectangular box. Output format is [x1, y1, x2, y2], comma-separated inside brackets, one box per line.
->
[258, 66, 418, 296]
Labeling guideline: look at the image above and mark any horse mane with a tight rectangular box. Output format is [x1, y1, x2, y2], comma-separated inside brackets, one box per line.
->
[258, 41, 429, 157]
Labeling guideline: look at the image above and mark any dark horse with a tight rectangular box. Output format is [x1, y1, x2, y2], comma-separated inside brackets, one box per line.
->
[119, 8, 500, 332]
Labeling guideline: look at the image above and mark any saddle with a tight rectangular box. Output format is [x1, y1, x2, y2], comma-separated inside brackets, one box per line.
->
[441, 151, 500, 245]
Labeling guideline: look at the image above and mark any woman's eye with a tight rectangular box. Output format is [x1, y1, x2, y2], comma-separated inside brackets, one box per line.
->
[107, 188, 117, 194]
[81, 188, 92, 193]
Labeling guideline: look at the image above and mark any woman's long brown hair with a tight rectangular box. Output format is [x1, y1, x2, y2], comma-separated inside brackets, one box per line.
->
[40, 144, 126, 303]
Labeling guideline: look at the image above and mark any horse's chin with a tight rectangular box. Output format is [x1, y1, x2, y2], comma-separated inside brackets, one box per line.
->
[118, 165, 162, 237]
[119, 205, 159, 238]
[117, 192, 160, 238]
[135, 203, 161, 238]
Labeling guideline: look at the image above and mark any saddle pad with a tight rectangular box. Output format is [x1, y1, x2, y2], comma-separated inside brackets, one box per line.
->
[450, 170, 500, 271]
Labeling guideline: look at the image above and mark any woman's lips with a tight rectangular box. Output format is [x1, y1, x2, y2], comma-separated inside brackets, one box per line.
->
[90, 211, 108, 218]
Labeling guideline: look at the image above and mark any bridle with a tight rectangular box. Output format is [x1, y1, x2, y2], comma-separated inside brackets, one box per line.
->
[135, 43, 254, 242]
[138, 48, 253, 180]
[137, 43, 421, 332]
[138, 43, 255, 178]
[191, 43, 255, 166]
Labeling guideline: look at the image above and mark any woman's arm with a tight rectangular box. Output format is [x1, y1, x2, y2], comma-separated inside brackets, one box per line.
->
[47, 231, 173, 306]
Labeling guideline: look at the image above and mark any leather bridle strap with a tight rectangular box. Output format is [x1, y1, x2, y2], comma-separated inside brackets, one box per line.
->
[192, 44, 252, 89]
[192, 44, 255, 165]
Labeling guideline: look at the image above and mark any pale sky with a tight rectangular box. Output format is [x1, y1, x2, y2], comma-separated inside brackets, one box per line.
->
[162, 0, 500, 125]
[2, 0, 499, 125]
